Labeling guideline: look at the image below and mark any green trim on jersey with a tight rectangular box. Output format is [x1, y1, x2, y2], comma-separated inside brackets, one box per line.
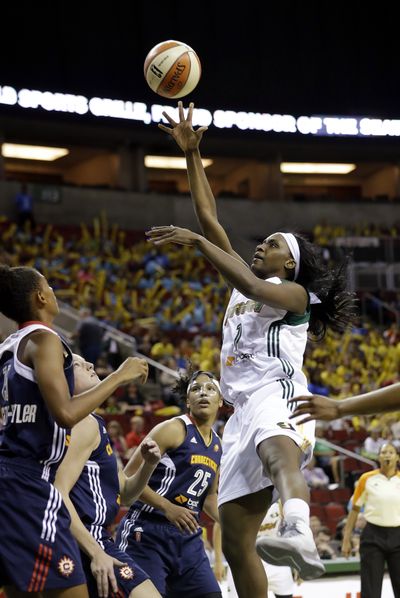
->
[281, 310, 310, 326]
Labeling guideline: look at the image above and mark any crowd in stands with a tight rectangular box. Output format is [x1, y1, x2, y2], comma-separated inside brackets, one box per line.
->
[313, 221, 400, 245]
[1, 214, 400, 562]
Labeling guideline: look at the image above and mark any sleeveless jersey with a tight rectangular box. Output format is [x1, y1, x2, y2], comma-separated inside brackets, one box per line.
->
[69, 413, 120, 546]
[127, 414, 222, 522]
[220, 278, 310, 405]
[0, 324, 74, 480]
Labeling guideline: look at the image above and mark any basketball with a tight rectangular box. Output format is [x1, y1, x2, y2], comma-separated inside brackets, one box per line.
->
[144, 40, 201, 99]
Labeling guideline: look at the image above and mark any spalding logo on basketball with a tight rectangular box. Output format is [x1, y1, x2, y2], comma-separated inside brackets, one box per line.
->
[144, 40, 201, 99]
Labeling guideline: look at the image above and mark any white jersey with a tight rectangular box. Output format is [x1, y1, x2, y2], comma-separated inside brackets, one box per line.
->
[221, 278, 309, 405]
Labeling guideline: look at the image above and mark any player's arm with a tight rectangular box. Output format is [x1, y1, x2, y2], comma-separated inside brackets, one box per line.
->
[54, 417, 125, 597]
[202, 471, 220, 523]
[123, 419, 199, 533]
[118, 437, 161, 505]
[289, 382, 400, 424]
[147, 227, 308, 313]
[27, 331, 148, 428]
[212, 522, 225, 582]
[159, 102, 247, 265]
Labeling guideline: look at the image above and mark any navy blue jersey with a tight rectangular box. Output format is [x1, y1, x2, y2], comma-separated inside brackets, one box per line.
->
[0, 324, 74, 480]
[128, 414, 221, 522]
[70, 414, 120, 545]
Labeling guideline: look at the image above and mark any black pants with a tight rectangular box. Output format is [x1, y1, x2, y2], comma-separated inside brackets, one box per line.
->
[360, 522, 400, 598]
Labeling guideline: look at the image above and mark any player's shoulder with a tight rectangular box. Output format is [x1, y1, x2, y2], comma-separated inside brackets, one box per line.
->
[148, 416, 186, 445]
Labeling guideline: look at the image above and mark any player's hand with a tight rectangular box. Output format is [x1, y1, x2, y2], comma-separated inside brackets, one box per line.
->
[341, 537, 352, 558]
[163, 502, 200, 534]
[140, 437, 161, 466]
[146, 225, 200, 248]
[115, 357, 148, 385]
[213, 561, 225, 582]
[90, 549, 126, 597]
[287, 394, 341, 424]
[158, 101, 208, 153]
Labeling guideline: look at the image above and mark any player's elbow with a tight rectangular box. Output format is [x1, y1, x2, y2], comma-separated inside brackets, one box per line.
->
[53, 408, 75, 429]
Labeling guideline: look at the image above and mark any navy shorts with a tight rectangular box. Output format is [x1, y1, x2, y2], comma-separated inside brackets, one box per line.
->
[80, 531, 150, 597]
[0, 459, 86, 591]
[116, 514, 220, 597]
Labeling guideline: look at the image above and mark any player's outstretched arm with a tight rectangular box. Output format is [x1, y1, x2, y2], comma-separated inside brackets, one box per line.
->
[289, 382, 400, 424]
[147, 226, 307, 313]
[54, 417, 126, 597]
[30, 331, 148, 428]
[159, 101, 247, 265]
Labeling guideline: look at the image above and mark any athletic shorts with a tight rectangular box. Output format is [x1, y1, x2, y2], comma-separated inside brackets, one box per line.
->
[226, 560, 295, 596]
[80, 531, 150, 597]
[218, 380, 315, 506]
[116, 513, 220, 597]
[0, 458, 86, 591]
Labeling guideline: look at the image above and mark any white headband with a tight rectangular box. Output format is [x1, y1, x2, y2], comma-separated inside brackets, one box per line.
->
[276, 232, 300, 280]
[187, 375, 221, 396]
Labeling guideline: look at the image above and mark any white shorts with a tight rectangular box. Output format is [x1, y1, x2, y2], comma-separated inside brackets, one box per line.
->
[226, 561, 295, 596]
[218, 380, 315, 507]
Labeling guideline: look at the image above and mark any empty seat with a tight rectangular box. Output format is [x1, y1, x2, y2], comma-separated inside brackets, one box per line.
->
[324, 502, 346, 522]
[330, 487, 352, 503]
[310, 504, 326, 521]
[310, 488, 331, 504]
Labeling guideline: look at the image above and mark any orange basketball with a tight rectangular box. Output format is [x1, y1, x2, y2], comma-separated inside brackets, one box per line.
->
[144, 40, 201, 99]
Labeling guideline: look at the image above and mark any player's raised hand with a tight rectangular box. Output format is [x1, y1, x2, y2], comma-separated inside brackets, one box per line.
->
[163, 502, 200, 534]
[115, 357, 148, 385]
[288, 394, 341, 424]
[140, 437, 161, 466]
[158, 101, 208, 153]
[146, 225, 200, 247]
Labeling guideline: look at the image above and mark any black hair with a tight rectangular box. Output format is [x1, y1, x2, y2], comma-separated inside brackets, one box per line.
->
[0, 265, 42, 323]
[172, 363, 220, 399]
[294, 234, 358, 340]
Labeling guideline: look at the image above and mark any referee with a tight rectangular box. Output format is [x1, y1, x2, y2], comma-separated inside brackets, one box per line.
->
[342, 443, 400, 598]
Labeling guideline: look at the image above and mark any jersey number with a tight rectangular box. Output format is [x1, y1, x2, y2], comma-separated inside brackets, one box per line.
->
[187, 469, 212, 497]
[1, 365, 11, 402]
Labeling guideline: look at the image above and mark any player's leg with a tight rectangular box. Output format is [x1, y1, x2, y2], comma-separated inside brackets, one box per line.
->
[256, 435, 324, 580]
[219, 487, 272, 598]
[3, 586, 89, 598]
[129, 579, 162, 597]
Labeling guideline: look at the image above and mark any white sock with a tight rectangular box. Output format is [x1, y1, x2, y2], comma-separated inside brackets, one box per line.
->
[283, 498, 310, 525]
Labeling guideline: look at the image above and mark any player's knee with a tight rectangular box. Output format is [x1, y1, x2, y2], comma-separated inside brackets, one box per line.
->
[259, 439, 298, 479]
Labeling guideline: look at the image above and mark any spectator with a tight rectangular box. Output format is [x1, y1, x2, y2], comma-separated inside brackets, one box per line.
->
[315, 527, 337, 560]
[125, 415, 146, 451]
[119, 382, 144, 411]
[76, 307, 105, 364]
[94, 354, 114, 380]
[313, 424, 341, 483]
[303, 457, 330, 488]
[14, 183, 35, 230]
[362, 428, 385, 461]
[106, 420, 128, 466]
[104, 334, 124, 369]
